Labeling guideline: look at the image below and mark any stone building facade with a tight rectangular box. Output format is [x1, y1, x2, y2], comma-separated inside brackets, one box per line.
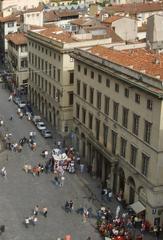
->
[72, 45, 163, 225]
[27, 26, 112, 135]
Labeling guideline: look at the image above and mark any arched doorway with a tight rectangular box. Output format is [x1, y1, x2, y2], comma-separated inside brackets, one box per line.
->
[127, 176, 136, 204]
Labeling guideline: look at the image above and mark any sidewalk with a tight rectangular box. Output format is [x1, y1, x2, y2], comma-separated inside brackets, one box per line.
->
[76, 170, 162, 240]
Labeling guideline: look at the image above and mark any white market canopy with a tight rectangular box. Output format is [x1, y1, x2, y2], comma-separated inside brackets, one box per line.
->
[129, 201, 145, 214]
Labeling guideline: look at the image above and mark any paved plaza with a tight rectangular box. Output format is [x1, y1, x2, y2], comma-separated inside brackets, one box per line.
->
[0, 86, 161, 240]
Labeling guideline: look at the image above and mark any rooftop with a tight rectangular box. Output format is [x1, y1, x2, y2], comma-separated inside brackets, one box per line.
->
[88, 45, 163, 81]
[0, 15, 17, 23]
[36, 26, 76, 43]
[103, 2, 163, 15]
[102, 15, 123, 24]
[6, 32, 27, 45]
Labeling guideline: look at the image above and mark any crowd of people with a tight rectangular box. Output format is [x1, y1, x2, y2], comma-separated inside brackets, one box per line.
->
[24, 205, 48, 228]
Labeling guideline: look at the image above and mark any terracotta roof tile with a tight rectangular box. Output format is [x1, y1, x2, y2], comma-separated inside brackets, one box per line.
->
[43, 11, 59, 22]
[54, 10, 79, 17]
[104, 2, 163, 15]
[88, 45, 163, 81]
[102, 15, 123, 24]
[37, 26, 76, 43]
[6, 32, 27, 45]
[0, 15, 17, 23]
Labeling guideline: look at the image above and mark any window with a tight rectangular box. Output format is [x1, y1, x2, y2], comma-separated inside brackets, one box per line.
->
[120, 137, 127, 158]
[54, 53, 56, 59]
[97, 91, 101, 109]
[142, 153, 149, 176]
[106, 78, 110, 87]
[89, 113, 93, 130]
[8, 22, 14, 27]
[45, 61, 48, 74]
[49, 83, 51, 95]
[76, 103, 80, 119]
[69, 92, 73, 105]
[122, 107, 129, 128]
[45, 80, 47, 92]
[91, 71, 94, 79]
[89, 88, 94, 104]
[144, 120, 152, 143]
[78, 65, 80, 72]
[82, 108, 86, 124]
[113, 102, 119, 121]
[103, 124, 108, 147]
[112, 130, 117, 154]
[135, 93, 140, 103]
[69, 71, 74, 84]
[83, 83, 87, 100]
[53, 86, 56, 98]
[41, 59, 44, 69]
[20, 59, 28, 68]
[77, 80, 80, 95]
[115, 83, 119, 92]
[132, 114, 139, 135]
[130, 145, 137, 166]
[38, 57, 40, 69]
[49, 63, 52, 76]
[98, 74, 102, 83]
[57, 69, 60, 82]
[104, 96, 110, 115]
[124, 88, 129, 97]
[96, 119, 100, 140]
[53, 66, 56, 79]
[147, 99, 152, 110]
[84, 68, 87, 75]
[46, 49, 48, 55]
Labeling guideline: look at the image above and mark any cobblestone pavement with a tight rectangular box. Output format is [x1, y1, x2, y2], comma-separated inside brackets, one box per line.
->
[0, 86, 161, 240]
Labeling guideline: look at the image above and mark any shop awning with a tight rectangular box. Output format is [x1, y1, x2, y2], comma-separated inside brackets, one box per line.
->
[129, 201, 145, 214]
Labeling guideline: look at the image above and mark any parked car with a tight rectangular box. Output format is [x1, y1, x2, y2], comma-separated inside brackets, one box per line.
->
[18, 101, 26, 108]
[32, 115, 42, 125]
[41, 129, 52, 138]
[13, 97, 21, 105]
[36, 122, 46, 131]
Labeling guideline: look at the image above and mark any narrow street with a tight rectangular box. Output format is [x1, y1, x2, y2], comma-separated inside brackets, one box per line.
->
[0, 86, 100, 240]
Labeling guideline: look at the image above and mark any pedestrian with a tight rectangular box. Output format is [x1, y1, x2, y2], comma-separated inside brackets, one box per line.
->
[108, 190, 113, 202]
[57, 140, 61, 149]
[24, 217, 30, 228]
[1, 167, 7, 178]
[44, 150, 48, 158]
[115, 205, 121, 219]
[60, 176, 65, 187]
[42, 207, 48, 217]
[0, 225, 5, 235]
[69, 200, 74, 212]
[32, 216, 38, 226]
[33, 205, 39, 216]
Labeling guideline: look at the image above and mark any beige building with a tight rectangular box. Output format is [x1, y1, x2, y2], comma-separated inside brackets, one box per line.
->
[72, 45, 163, 225]
[27, 26, 118, 135]
[6, 32, 28, 89]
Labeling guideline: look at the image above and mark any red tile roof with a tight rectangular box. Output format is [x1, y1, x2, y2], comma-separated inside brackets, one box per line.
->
[102, 15, 123, 24]
[88, 45, 163, 81]
[104, 2, 163, 15]
[6, 32, 27, 45]
[0, 15, 17, 23]
[43, 11, 59, 22]
[37, 26, 76, 43]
